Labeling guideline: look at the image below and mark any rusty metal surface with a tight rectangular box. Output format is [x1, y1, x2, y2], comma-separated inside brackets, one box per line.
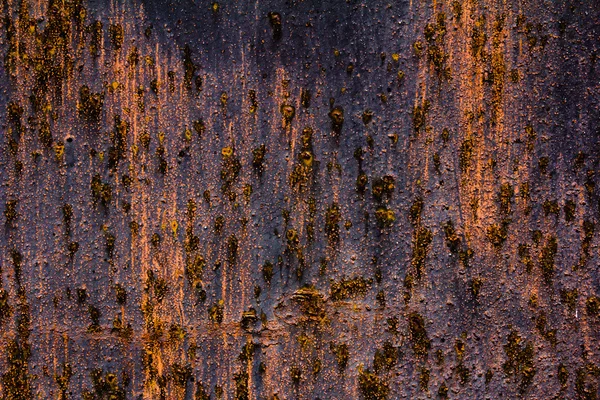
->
[0, 0, 599, 398]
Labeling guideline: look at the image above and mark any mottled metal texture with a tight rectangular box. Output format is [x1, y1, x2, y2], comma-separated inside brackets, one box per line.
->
[0, 0, 599, 399]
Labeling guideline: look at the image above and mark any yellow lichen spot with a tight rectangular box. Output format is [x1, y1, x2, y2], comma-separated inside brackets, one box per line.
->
[131, 144, 139, 157]
[280, 104, 295, 123]
[341, 87, 347, 94]
[243, 184, 253, 200]
[221, 147, 233, 157]
[220, 92, 228, 108]
[334, 49, 340, 57]
[300, 151, 313, 167]
[109, 81, 120, 92]
[212, 2, 219, 12]
[184, 127, 192, 141]
[98, 151, 104, 162]
[158, 131, 165, 144]
[386, 209, 396, 222]
[413, 41, 424, 57]
[171, 220, 178, 236]
[392, 53, 400, 62]
[54, 142, 64, 161]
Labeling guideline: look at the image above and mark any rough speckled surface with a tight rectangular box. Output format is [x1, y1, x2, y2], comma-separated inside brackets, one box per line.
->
[1, 0, 599, 398]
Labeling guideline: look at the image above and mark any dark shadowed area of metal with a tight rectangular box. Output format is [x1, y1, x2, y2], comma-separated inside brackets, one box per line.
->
[0, 0, 599, 399]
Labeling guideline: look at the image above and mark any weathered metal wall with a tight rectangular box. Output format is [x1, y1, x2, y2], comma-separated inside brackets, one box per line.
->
[1, 0, 599, 398]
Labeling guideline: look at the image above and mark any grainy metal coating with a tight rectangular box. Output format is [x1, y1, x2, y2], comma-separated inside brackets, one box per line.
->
[0, 0, 599, 399]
